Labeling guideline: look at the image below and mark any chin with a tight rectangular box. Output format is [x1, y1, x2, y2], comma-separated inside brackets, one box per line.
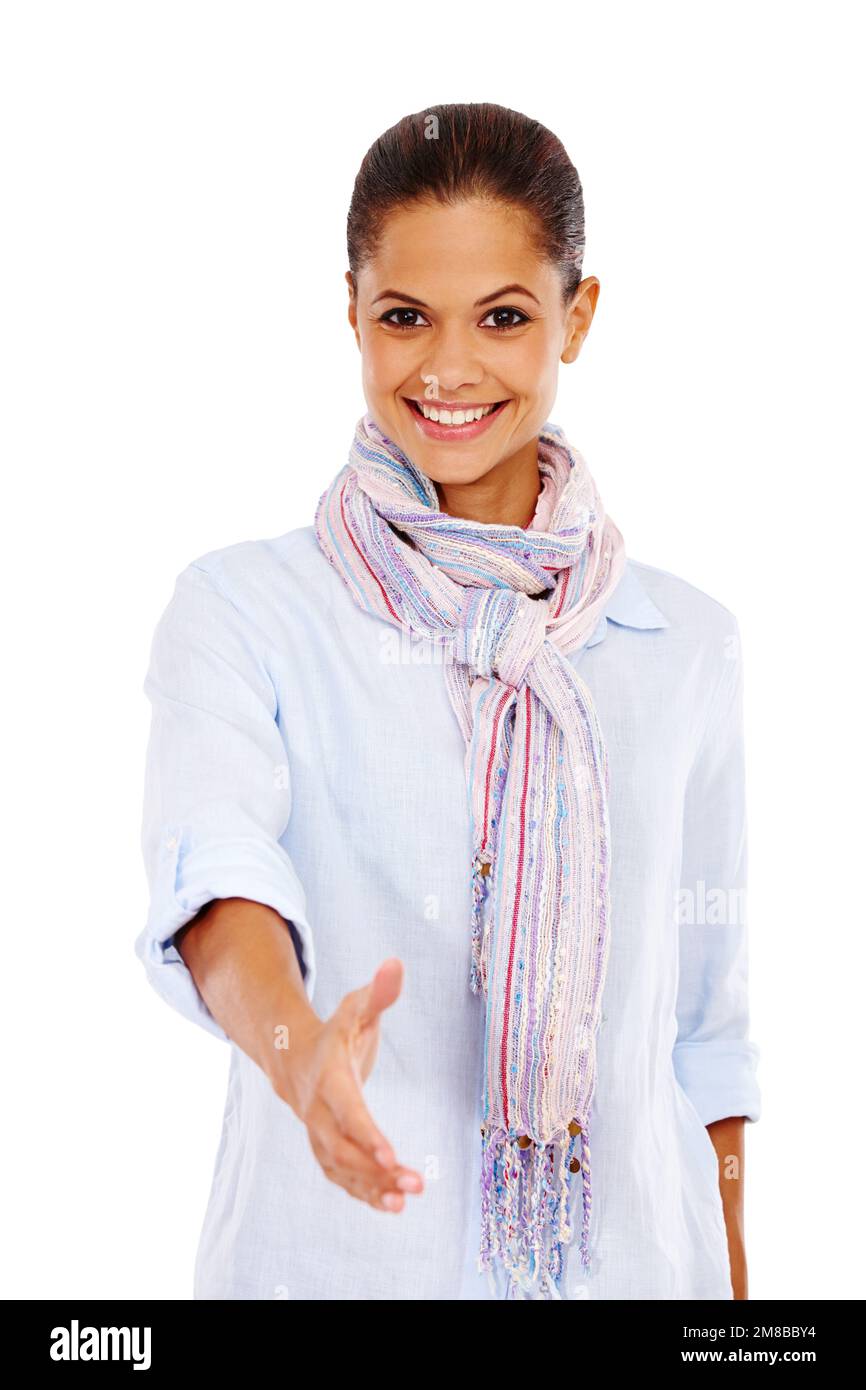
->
[411, 451, 499, 488]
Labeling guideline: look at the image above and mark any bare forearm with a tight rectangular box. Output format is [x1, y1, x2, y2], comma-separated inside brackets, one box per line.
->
[707, 1115, 747, 1299]
[175, 897, 320, 1094]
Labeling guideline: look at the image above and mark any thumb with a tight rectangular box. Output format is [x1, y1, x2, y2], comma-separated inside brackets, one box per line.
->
[355, 957, 404, 1029]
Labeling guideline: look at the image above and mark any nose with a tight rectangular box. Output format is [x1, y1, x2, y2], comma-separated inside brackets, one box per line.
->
[421, 323, 486, 398]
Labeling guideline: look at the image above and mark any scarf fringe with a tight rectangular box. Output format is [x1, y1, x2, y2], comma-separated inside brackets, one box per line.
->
[477, 1120, 593, 1299]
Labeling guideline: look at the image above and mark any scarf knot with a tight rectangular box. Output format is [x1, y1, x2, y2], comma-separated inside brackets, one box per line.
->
[454, 587, 550, 689]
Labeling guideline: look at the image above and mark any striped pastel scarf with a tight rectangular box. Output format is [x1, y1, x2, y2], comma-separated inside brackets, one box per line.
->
[314, 412, 626, 1299]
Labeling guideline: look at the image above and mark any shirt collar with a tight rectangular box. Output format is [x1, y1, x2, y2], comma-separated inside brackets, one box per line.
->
[585, 560, 670, 648]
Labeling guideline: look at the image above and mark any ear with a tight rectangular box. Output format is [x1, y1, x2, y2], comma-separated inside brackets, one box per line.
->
[346, 270, 360, 347]
[561, 276, 600, 364]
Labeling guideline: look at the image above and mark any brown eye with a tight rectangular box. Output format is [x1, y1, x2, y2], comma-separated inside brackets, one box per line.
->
[480, 307, 531, 332]
[380, 308, 430, 330]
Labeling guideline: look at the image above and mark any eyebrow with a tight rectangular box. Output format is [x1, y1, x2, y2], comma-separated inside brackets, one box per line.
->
[371, 283, 541, 308]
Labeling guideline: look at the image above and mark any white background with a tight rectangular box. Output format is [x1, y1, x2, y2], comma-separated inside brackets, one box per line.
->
[2, 0, 863, 1299]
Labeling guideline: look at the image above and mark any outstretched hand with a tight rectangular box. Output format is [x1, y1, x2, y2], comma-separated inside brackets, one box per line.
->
[279, 958, 425, 1213]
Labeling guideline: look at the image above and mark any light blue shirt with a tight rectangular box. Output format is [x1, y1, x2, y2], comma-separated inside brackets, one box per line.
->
[137, 525, 762, 1300]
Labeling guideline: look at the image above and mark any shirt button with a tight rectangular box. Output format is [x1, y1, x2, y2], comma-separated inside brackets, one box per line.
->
[569, 1157, 582, 1173]
[165, 836, 177, 850]
[568, 1120, 582, 1137]
[517, 1135, 532, 1149]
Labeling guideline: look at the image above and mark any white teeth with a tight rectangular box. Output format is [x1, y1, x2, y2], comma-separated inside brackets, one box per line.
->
[418, 402, 496, 425]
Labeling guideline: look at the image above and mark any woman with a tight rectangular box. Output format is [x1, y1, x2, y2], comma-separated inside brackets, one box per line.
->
[137, 102, 761, 1301]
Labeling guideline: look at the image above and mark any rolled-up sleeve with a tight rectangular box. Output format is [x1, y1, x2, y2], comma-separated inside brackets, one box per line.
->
[673, 615, 762, 1126]
[135, 560, 317, 1042]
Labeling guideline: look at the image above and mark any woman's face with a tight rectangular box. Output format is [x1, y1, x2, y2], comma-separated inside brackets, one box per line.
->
[348, 197, 599, 491]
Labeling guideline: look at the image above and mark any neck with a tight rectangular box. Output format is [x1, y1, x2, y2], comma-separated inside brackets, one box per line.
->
[435, 436, 542, 528]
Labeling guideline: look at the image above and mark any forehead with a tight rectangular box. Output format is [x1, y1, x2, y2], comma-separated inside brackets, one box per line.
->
[359, 197, 556, 301]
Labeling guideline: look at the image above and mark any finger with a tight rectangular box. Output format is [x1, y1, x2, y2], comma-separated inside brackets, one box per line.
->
[322, 1062, 400, 1170]
[312, 1106, 422, 1195]
[309, 1130, 385, 1208]
[310, 1102, 397, 1189]
[307, 1108, 418, 1210]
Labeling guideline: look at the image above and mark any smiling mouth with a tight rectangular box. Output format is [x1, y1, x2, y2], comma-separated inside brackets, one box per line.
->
[405, 398, 508, 426]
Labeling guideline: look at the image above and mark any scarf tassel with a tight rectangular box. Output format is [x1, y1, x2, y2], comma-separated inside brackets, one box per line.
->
[477, 1119, 593, 1299]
